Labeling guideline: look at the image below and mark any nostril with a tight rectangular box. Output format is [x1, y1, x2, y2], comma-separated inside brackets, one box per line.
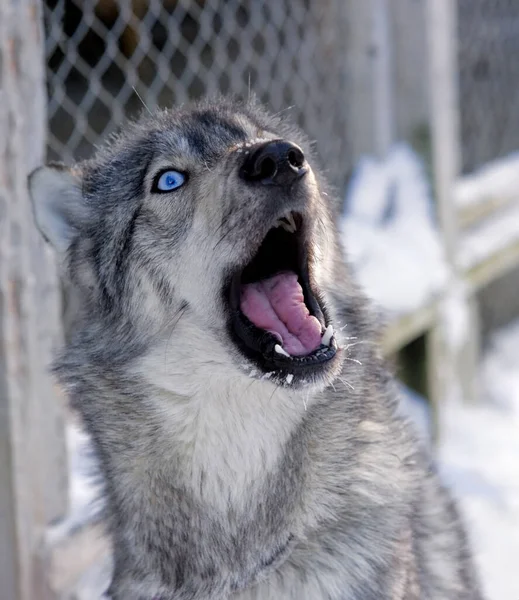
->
[257, 155, 277, 180]
[240, 140, 306, 185]
[287, 148, 304, 168]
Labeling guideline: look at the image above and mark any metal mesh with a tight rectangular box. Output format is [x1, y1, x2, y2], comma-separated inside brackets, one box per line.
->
[458, 0, 519, 174]
[44, 0, 351, 190]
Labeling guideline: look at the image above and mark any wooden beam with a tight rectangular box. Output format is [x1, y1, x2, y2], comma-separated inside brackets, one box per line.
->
[455, 155, 519, 228]
[345, 0, 395, 161]
[425, 0, 482, 406]
[0, 1, 68, 598]
[371, 0, 394, 156]
[426, 0, 461, 265]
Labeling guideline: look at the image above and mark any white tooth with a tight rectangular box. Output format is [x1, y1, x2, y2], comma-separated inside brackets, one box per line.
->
[280, 222, 294, 233]
[286, 374, 294, 385]
[262, 371, 274, 379]
[274, 344, 291, 357]
[321, 325, 334, 346]
[287, 212, 297, 231]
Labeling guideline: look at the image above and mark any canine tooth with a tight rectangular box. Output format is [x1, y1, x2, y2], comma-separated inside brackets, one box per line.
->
[279, 216, 296, 233]
[280, 221, 295, 233]
[286, 374, 294, 385]
[286, 212, 297, 231]
[321, 325, 334, 346]
[274, 344, 290, 357]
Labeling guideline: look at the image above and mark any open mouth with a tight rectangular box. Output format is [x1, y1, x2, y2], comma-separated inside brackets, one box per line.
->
[228, 211, 338, 381]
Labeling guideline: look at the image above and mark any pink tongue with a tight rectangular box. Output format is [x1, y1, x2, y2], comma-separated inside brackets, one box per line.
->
[240, 272, 322, 356]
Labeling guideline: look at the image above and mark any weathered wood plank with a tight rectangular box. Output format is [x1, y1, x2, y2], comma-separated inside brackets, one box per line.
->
[425, 0, 481, 405]
[390, 0, 429, 144]
[344, 0, 395, 161]
[455, 155, 519, 228]
[426, 0, 461, 265]
[0, 0, 67, 598]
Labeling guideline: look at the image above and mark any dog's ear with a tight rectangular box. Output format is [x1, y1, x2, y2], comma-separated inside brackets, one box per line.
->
[28, 164, 90, 254]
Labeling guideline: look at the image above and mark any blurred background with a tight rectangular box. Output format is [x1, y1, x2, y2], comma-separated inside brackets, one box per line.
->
[1, 0, 519, 598]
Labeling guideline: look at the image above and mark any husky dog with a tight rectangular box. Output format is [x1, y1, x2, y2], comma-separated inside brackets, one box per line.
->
[29, 99, 483, 600]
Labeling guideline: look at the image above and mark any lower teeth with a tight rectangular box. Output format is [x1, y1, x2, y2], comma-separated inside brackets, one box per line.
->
[273, 326, 334, 360]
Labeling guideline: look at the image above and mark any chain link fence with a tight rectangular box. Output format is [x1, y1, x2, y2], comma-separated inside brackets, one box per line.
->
[458, 0, 519, 174]
[44, 0, 351, 190]
[43, 1, 519, 190]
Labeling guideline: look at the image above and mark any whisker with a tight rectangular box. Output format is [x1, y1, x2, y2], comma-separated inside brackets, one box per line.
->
[344, 342, 362, 350]
[132, 85, 153, 116]
[271, 105, 295, 119]
[338, 376, 355, 391]
[164, 304, 188, 366]
[345, 357, 362, 366]
[269, 384, 280, 402]
[213, 220, 243, 250]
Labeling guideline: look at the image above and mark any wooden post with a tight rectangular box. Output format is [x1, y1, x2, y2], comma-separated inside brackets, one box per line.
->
[371, 0, 394, 156]
[345, 0, 395, 161]
[426, 0, 461, 265]
[425, 0, 480, 408]
[0, 1, 68, 598]
[390, 0, 429, 144]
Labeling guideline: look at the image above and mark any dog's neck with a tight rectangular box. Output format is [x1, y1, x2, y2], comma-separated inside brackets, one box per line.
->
[133, 335, 313, 512]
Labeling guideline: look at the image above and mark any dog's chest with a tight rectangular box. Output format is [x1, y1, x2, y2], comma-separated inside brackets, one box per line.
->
[153, 377, 305, 510]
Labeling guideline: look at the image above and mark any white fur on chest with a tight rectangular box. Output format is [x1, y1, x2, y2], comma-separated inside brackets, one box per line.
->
[137, 329, 310, 511]
[175, 378, 302, 509]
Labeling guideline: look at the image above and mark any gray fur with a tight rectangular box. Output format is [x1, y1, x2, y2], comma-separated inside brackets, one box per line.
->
[29, 98, 483, 599]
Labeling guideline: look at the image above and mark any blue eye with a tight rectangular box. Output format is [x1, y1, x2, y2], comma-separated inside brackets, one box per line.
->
[154, 170, 186, 192]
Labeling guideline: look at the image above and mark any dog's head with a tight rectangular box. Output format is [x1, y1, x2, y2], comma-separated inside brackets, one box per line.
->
[29, 99, 353, 392]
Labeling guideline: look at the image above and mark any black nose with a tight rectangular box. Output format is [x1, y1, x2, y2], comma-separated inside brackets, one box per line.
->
[239, 140, 307, 186]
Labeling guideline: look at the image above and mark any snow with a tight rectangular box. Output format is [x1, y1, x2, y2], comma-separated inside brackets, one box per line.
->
[400, 320, 519, 600]
[341, 143, 448, 315]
